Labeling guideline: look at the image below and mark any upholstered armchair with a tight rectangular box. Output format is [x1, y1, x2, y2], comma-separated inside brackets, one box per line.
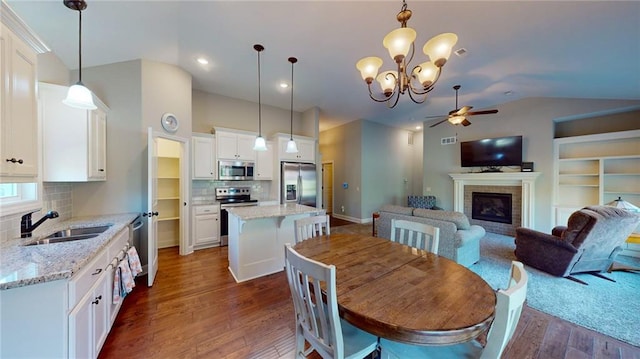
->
[514, 205, 639, 283]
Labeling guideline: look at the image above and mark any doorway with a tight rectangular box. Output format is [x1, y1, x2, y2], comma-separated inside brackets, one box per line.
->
[322, 162, 334, 215]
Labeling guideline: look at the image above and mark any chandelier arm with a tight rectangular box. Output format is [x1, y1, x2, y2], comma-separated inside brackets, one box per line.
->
[386, 88, 401, 108]
[367, 83, 395, 103]
[406, 87, 428, 104]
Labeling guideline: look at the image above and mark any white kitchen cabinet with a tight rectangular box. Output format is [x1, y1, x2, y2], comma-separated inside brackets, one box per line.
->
[216, 130, 256, 161]
[69, 273, 108, 359]
[278, 136, 315, 163]
[192, 134, 216, 179]
[0, 23, 38, 181]
[553, 129, 640, 228]
[40, 82, 109, 182]
[255, 141, 274, 180]
[192, 204, 219, 249]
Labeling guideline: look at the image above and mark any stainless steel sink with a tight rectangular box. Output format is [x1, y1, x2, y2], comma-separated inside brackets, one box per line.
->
[23, 225, 112, 246]
[44, 225, 112, 238]
[24, 234, 100, 246]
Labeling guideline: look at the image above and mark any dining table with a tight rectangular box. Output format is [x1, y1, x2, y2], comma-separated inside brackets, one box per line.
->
[292, 233, 497, 345]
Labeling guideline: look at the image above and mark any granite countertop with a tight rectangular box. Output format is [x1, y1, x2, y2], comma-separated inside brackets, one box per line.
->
[0, 213, 140, 291]
[226, 204, 323, 220]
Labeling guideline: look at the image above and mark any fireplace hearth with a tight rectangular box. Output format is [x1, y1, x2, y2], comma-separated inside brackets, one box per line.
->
[472, 192, 512, 224]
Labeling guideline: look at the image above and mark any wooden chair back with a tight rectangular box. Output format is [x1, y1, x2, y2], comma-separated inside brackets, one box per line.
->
[285, 244, 342, 358]
[295, 215, 331, 243]
[390, 219, 440, 254]
[481, 261, 529, 359]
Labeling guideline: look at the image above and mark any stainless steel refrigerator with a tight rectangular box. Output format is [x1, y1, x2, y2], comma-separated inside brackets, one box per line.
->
[281, 162, 317, 207]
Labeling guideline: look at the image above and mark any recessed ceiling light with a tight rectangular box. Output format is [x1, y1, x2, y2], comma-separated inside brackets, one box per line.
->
[415, 126, 421, 130]
[280, 82, 289, 88]
[197, 57, 209, 65]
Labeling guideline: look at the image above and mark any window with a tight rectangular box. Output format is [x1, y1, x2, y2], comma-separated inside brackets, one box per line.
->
[0, 182, 40, 216]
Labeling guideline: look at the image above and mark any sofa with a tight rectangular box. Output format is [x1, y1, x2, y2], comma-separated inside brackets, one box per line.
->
[377, 205, 486, 267]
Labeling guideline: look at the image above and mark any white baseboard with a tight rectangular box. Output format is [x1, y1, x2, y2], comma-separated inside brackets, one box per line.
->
[331, 213, 371, 224]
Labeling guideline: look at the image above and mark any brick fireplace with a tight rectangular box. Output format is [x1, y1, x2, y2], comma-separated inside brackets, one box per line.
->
[450, 172, 541, 236]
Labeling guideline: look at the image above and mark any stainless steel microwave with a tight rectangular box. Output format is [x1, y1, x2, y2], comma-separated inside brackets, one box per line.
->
[218, 160, 254, 180]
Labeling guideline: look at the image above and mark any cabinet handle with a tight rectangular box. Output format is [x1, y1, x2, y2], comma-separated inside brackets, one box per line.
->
[92, 268, 102, 275]
[5, 158, 23, 164]
[143, 211, 159, 217]
[98, 169, 105, 172]
[92, 295, 102, 305]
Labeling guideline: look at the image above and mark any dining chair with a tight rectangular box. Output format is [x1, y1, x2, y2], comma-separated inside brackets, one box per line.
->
[390, 219, 440, 254]
[379, 261, 529, 359]
[284, 244, 379, 359]
[294, 214, 331, 244]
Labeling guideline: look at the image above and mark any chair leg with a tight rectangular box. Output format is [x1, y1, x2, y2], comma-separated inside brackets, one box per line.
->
[589, 272, 616, 283]
[566, 275, 589, 285]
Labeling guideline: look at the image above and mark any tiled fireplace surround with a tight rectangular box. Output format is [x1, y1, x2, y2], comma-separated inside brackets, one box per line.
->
[450, 172, 541, 237]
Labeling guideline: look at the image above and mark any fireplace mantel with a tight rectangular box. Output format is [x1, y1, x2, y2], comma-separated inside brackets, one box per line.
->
[449, 172, 541, 228]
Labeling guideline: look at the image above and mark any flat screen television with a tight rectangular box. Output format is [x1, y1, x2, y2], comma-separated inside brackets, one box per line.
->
[460, 135, 523, 168]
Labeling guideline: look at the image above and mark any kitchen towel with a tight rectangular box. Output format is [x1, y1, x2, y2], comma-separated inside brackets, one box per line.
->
[127, 246, 143, 277]
[112, 263, 121, 304]
[118, 260, 135, 297]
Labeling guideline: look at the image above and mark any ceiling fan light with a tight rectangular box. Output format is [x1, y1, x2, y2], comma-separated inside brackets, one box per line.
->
[413, 61, 438, 87]
[253, 136, 267, 151]
[356, 57, 383, 83]
[286, 139, 298, 153]
[423, 32, 458, 67]
[383, 27, 417, 62]
[376, 71, 398, 95]
[63, 83, 97, 110]
[449, 115, 465, 125]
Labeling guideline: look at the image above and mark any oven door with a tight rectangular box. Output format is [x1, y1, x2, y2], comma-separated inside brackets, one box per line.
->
[219, 202, 258, 246]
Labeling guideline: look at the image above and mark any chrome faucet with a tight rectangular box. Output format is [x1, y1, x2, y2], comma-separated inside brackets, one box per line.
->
[21, 210, 59, 238]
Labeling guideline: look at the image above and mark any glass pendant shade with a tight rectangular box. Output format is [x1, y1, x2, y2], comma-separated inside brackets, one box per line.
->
[413, 61, 438, 87]
[63, 83, 97, 110]
[423, 33, 458, 67]
[383, 27, 417, 61]
[376, 71, 398, 94]
[286, 139, 298, 153]
[253, 136, 267, 151]
[356, 57, 383, 82]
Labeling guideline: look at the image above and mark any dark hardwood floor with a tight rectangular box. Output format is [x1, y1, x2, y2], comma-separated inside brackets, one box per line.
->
[99, 246, 640, 359]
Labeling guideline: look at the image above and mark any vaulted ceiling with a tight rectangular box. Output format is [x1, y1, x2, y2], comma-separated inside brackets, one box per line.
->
[7, 1, 640, 131]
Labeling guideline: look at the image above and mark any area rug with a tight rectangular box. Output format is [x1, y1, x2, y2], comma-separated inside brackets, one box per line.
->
[472, 232, 640, 347]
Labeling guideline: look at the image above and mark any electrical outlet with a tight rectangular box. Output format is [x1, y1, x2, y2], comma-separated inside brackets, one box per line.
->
[341, 205, 345, 213]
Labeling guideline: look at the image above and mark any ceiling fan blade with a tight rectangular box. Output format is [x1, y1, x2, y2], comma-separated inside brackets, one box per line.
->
[429, 118, 450, 128]
[455, 105, 473, 116]
[461, 119, 472, 126]
[424, 114, 447, 119]
[466, 109, 498, 116]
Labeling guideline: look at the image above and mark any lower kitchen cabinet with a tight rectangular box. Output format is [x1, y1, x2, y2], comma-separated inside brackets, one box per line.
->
[69, 273, 108, 359]
[193, 204, 220, 249]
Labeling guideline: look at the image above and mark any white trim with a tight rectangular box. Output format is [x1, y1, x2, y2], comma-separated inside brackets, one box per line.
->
[1, 1, 50, 54]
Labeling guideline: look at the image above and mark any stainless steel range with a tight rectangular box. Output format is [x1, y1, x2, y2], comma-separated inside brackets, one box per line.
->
[216, 186, 258, 246]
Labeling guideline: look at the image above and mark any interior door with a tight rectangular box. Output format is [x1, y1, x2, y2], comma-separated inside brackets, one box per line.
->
[322, 162, 333, 214]
[147, 127, 159, 286]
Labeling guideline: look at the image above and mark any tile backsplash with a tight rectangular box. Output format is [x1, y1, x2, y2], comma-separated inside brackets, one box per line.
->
[0, 182, 73, 242]
[192, 180, 273, 203]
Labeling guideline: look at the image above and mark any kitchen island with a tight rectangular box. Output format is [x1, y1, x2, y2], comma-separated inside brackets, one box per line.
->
[226, 204, 323, 282]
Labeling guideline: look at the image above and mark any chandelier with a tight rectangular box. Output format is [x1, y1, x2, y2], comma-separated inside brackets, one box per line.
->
[356, 0, 457, 108]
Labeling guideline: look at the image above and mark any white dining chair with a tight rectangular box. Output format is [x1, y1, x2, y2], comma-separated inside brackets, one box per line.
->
[294, 214, 331, 244]
[379, 261, 529, 359]
[390, 219, 440, 254]
[284, 244, 379, 359]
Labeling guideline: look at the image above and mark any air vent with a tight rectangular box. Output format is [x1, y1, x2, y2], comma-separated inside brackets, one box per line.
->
[454, 48, 468, 57]
[441, 136, 457, 145]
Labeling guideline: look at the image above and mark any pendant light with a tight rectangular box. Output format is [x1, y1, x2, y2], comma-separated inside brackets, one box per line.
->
[253, 44, 268, 152]
[62, 0, 97, 110]
[285, 57, 298, 153]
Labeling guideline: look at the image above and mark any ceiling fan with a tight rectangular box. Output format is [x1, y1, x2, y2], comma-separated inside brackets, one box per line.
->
[426, 85, 498, 128]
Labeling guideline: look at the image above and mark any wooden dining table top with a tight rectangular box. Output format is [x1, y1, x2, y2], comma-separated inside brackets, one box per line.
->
[292, 233, 496, 345]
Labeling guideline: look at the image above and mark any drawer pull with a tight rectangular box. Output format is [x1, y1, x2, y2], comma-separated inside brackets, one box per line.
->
[92, 295, 102, 305]
[92, 268, 102, 276]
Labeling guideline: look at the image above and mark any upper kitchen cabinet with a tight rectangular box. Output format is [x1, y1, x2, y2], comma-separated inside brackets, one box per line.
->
[215, 128, 256, 162]
[192, 133, 216, 180]
[0, 22, 39, 182]
[276, 135, 316, 163]
[255, 141, 273, 180]
[40, 82, 109, 182]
